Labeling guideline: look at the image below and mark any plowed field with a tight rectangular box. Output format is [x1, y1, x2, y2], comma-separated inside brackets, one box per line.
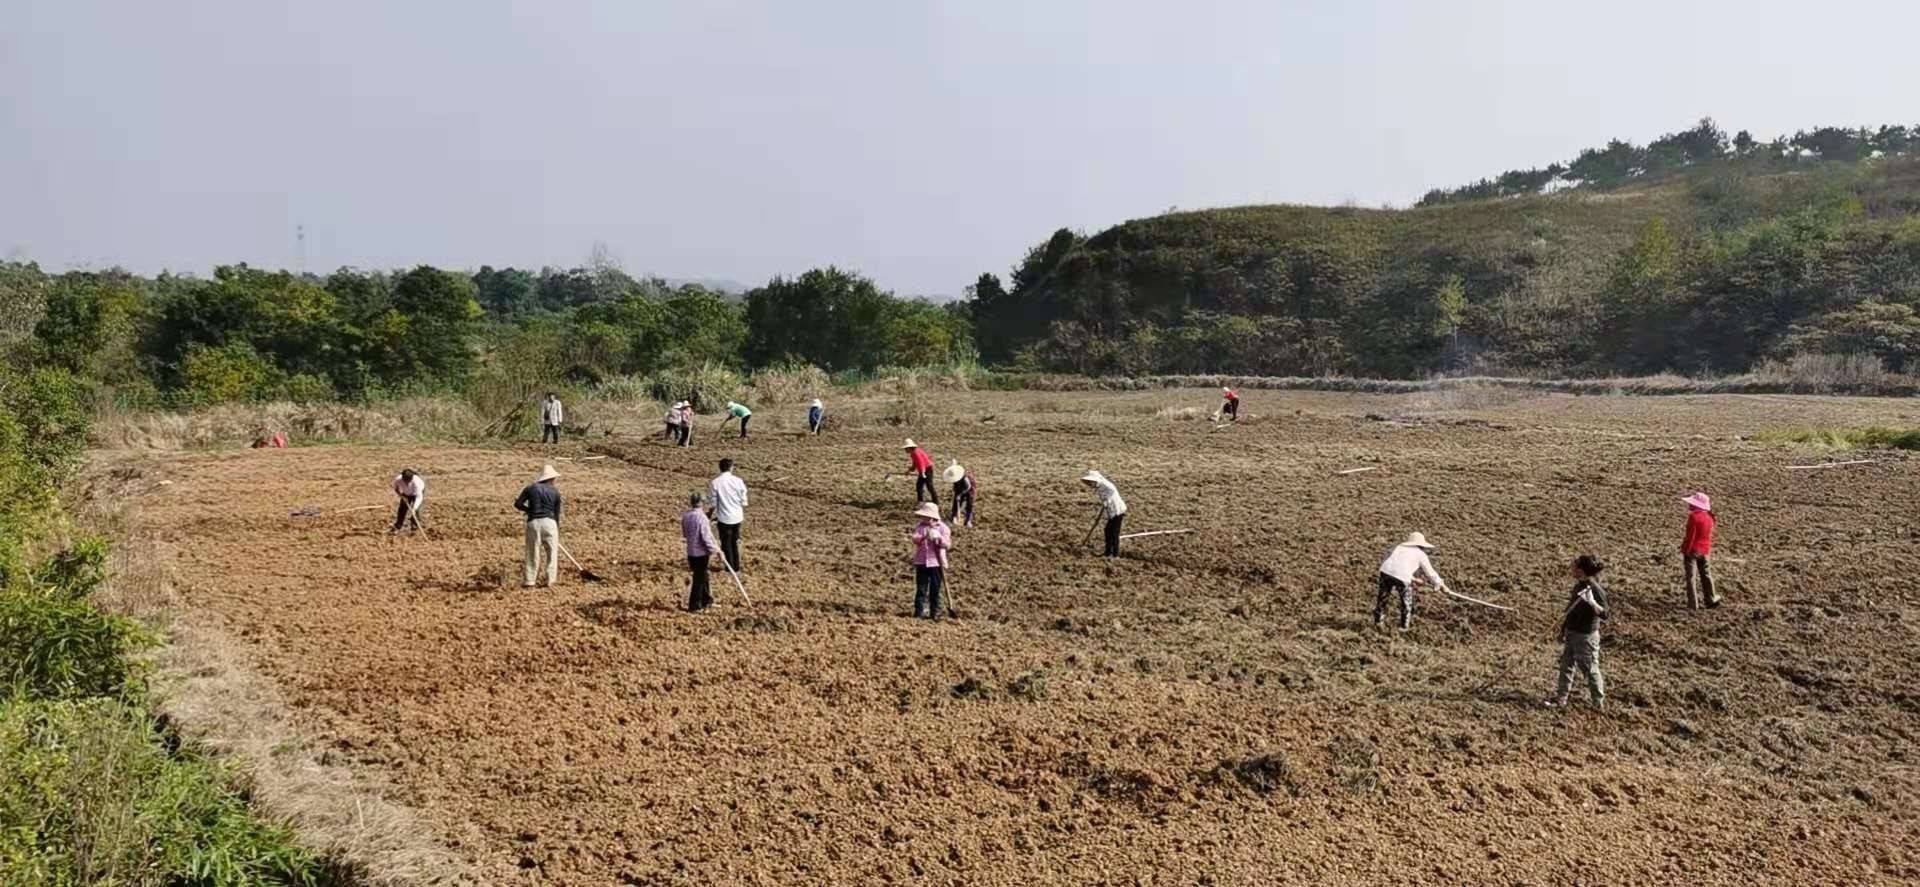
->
[116, 389, 1920, 884]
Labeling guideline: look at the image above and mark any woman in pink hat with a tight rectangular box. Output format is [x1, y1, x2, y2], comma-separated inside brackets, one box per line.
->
[909, 501, 951, 619]
[1681, 492, 1720, 609]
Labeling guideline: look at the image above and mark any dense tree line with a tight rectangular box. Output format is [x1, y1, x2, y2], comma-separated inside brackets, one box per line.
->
[0, 260, 970, 404]
[965, 139, 1920, 379]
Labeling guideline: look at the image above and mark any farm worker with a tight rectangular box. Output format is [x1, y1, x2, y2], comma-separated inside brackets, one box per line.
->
[904, 439, 938, 504]
[1220, 386, 1241, 421]
[708, 458, 748, 570]
[514, 464, 563, 588]
[540, 392, 564, 444]
[1080, 469, 1127, 557]
[1681, 492, 1721, 609]
[1374, 532, 1451, 631]
[390, 468, 426, 533]
[1545, 555, 1610, 708]
[681, 490, 722, 612]
[944, 460, 976, 528]
[910, 501, 952, 619]
[676, 401, 695, 447]
[808, 398, 825, 434]
[723, 400, 753, 439]
[663, 402, 685, 442]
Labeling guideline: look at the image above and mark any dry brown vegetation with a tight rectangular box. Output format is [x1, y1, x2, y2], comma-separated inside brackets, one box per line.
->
[100, 387, 1920, 884]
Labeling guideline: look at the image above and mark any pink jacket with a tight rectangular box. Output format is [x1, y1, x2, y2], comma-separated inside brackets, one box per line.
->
[910, 519, 951, 568]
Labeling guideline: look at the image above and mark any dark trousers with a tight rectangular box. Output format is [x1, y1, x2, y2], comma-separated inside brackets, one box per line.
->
[676, 423, 691, 446]
[916, 469, 939, 504]
[687, 555, 712, 611]
[914, 565, 945, 618]
[391, 495, 422, 531]
[1685, 554, 1718, 608]
[716, 522, 742, 570]
[1373, 573, 1413, 629]
[949, 486, 974, 526]
[542, 424, 560, 443]
[737, 415, 751, 438]
[1104, 514, 1124, 557]
[1223, 399, 1239, 419]
[663, 421, 678, 440]
[808, 407, 823, 433]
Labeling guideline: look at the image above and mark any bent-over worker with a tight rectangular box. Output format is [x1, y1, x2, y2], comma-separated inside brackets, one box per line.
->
[1080, 469, 1127, 557]
[904, 439, 937, 505]
[944, 460, 976, 528]
[1681, 492, 1720, 609]
[390, 468, 426, 533]
[681, 491, 722, 612]
[663, 402, 684, 442]
[1221, 386, 1241, 421]
[808, 398, 825, 435]
[1546, 554, 1609, 709]
[514, 464, 563, 588]
[1375, 532, 1450, 631]
[723, 401, 752, 439]
[910, 501, 952, 619]
[708, 458, 748, 570]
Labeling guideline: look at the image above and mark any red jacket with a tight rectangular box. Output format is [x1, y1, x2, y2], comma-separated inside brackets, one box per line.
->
[909, 448, 932, 473]
[1682, 509, 1714, 555]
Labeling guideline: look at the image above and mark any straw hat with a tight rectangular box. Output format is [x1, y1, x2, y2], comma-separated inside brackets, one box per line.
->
[673, 400, 688, 408]
[535, 464, 560, 483]
[1402, 531, 1433, 550]
[902, 438, 918, 449]
[912, 502, 941, 520]
[1682, 492, 1712, 511]
[1079, 469, 1105, 484]
[1222, 386, 1233, 394]
[810, 398, 822, 408]
[942, 461, 966, 484]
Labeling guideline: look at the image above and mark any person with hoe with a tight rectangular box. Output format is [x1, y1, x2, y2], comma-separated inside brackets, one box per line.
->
[1681, 491, 1721, 609]
[944, 460, 976, 528]
[903, 439, 937, 504]
[708, 458, 748, 571]
[807, 398, 825, 435]
[910, 501, 952, 619]
[721, 400, 753, 439]
[1374, 532, 1451, 631]
[1545, 554, 1609, 708]
[390, 468, 426, 534]
[514, 464, 563, 588]
[663, 401, 685, 443]
[680, 490, 722, 612]
[540, 392, 564, 444]
[1220, 386, 1241, 421]
[1080, 469, 1127, 557]
[676, 401, 695, 447]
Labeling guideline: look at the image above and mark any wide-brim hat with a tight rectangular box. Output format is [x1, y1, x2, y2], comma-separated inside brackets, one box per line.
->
[535, 464, 560, 483]
[902, 438, 918, 449]
[1222, 386, 1233, 394]
[1403, 531, 1433, 549]
[810, 398, 822, 407]
[1079, 469, 1105, 484]
[673, 400, 688, 408]
[1682, 492, 1712, 511]
[913, 502, 941, 520]
[942, 462, 966, 483]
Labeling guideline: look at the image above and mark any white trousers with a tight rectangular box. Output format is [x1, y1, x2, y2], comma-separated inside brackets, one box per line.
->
[524, 518, 559, 586]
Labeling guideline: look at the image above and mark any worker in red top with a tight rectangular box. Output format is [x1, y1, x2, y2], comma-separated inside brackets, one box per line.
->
[1681, 491, 1720, 609]
[903, 439, 938, 505]
[1220, 387, 1241, 421]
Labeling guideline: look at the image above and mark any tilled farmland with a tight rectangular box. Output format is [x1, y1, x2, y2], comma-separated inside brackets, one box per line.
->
[117, 388, 1920, 884]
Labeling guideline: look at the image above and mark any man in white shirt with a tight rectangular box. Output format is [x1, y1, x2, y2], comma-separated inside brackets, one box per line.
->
[390, 468, 426, 533]
[1376, 531, 1450, 631]
[540, 392, 564, 444]
[708, 458, 748, 570]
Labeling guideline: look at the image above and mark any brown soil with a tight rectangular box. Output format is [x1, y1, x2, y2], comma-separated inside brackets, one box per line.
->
[120, 389, 1920, 884]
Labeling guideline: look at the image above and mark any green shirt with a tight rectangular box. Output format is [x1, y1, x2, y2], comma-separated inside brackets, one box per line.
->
[727, 402, 752, 418]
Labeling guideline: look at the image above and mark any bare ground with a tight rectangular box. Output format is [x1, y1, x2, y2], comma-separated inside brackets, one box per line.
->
[106, 389, 1920, 884]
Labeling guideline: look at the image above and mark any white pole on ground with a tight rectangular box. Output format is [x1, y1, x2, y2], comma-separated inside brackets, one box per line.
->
[1118, 528, 1194, 540]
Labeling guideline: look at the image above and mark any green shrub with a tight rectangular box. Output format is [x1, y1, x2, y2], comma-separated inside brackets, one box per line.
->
[643, 362, 745, 412]
[0, 587, 152, 700]
[181, 343, 278, 405]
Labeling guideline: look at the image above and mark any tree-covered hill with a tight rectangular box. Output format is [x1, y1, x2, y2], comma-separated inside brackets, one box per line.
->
[971, 119, 1920, 378]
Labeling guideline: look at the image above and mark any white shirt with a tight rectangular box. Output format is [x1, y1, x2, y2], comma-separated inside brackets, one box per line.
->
[709, 471, 748, 525]
[541, 398, 564, 424]
[391, 474, 425, 500]
[1089, 477, 1127, 518]
[1380, 544, 1444, 587]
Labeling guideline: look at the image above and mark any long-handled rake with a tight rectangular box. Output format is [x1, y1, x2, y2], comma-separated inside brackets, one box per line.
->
[718, 552, 751, 605]
[554, 541, 605, 582]
[402, 497, 427, 538]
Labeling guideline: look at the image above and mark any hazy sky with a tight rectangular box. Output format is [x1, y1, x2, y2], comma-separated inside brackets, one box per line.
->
[5, 1, 1918, 295]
